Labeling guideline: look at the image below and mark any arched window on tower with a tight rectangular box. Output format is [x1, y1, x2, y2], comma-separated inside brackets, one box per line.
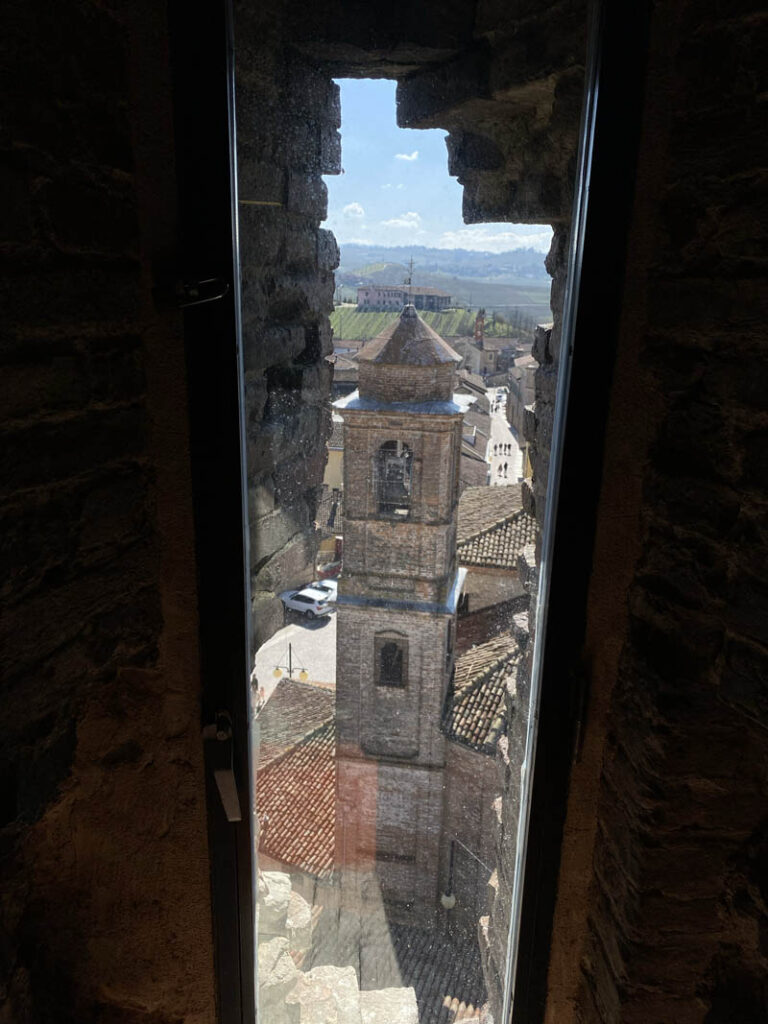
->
[374, 632, 408, 688]
[376, 440, 413, 518]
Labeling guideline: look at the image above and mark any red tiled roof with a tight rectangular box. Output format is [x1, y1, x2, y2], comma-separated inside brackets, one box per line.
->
[257, 719, 336, 878]
[457, 508, 536, 571]
[457, 485, 522, 542]
[256, 679, 334, 768]
[442, 632, 522, 753]
[357, 306, 460, 366]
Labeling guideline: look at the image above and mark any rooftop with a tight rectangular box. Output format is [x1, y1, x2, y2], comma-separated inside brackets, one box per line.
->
[461, 438, 488, 462]
[357, 285, 451, 298]
[479, 336, 519, 352]
[457, 485, 521, 543]
[257, 718, 336, 878]
[356, 305, 461, 367]
[457, 484, 536, 571]
[458, 508, 536, 571]
[256, 679, 335, 769]
[456, 368, 487, 393]
[442, 631, 522, 753]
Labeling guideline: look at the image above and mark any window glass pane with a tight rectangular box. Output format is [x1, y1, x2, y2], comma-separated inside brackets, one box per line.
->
[234, 16, 586, 1019]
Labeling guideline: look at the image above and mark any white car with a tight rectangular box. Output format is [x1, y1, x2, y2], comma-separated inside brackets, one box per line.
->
[309, 579, 338, 602]
[279, 587, 334, 619]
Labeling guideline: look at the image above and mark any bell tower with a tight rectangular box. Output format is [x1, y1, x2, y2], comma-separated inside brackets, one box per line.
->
[333, 305, 465, 920]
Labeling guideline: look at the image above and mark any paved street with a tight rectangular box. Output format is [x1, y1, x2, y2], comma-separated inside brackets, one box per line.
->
[486, 386, 523, 484]
[252, 608, 337, 704]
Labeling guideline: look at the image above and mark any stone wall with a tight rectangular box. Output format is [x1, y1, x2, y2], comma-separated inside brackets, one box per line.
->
[235, 4, 342, 646]
[1, 1, 216, 1019]
[358, 361, 456, 403]
[461, 567, 526, 616]
[543, 2, 768, 1021]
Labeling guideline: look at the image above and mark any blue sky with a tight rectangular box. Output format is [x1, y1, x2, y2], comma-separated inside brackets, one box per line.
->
[322, 79, 552, 254]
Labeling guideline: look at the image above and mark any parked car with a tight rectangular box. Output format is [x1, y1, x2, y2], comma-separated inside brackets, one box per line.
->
[279, 587, 333, 619]
[309, 579, 338, 602]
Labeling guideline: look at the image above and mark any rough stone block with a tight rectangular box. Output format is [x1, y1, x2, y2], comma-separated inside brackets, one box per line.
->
[258, 937, 300, 1024]
[259, 871, 293, 936]
[251, 591, 286, 651]
[317, 229, 340, 271]
[285, 964, 361, 1024]
[320, 123, 342, 174]
[238, 159, 286, 205]
[252, 529, 317, 594]
[286, 172, 328, 220]
[360, 987, 419, 1024]
[286, 889, 313, 953]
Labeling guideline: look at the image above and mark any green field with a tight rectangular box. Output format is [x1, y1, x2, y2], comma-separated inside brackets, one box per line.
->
[330, 307, 540, 342]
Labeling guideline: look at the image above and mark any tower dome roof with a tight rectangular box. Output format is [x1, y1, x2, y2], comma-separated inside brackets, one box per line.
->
[356, 305, 461, 367]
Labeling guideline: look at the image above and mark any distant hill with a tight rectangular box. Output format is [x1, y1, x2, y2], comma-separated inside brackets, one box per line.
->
[338, 243, 550, 282]
[335, 244, 552, 319]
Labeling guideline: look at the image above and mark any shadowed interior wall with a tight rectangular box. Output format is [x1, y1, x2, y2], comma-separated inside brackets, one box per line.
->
[544, 2, 768, 1021]
[1, 1, 216, 1019]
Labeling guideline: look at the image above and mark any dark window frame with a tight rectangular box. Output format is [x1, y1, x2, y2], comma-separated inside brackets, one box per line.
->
[173, 0, 651, 1019]
[507, 2, 651, 1021]
[374, 633, 409, 689]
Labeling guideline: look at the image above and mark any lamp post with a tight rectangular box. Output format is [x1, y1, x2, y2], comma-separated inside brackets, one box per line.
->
[441, 836, 493, 911]
[272, 642, 309, 682]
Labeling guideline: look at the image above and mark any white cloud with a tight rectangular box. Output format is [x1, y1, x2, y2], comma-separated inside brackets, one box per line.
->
[397, 183, 405, 189]
[395, 150, 419, 161]
[381, 211, 422, 229]
[435, 224, 553, 254]
[342, 201, 365, 218]
[381, 183, 393, 190]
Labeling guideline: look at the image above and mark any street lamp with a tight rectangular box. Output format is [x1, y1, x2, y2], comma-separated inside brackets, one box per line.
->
[272, 642, 309, 682]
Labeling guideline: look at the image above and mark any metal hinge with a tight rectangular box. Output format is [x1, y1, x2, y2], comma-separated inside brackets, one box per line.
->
[202, 710, 242, 822]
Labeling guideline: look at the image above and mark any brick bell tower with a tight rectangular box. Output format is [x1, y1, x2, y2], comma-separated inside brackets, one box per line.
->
[333, 305, 466, 922]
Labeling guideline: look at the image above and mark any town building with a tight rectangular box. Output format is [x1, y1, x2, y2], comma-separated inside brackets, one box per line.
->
[356, 286, 452, 312]
[506, 343, 539, 438]
[455, 484, 535, 625]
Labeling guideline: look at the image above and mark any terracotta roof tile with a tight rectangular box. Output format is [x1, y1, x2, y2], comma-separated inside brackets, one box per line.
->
[389, 924, 486, 1023]
[442, 632, 521, 753]
[457, 485, 522, 542]
[256, 679, 335, 768]
[357, 306, 460, 366]
[457, 368, 487, 392]
[457, 508, 536, 571]
[257, 719, 336, 878]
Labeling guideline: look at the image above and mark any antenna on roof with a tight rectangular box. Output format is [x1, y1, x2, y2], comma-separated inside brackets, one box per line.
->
[404, 256, 414, 307]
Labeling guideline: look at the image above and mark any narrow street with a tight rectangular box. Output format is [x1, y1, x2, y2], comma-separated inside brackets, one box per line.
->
[485, 386, 524, 484]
